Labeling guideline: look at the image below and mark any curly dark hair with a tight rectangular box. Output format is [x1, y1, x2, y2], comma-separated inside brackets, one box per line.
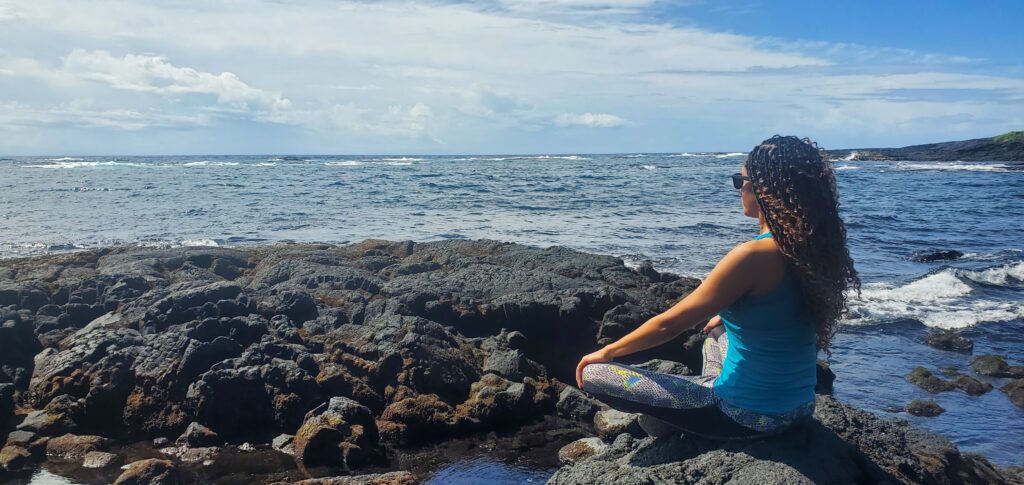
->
[744, 135, 860, 354]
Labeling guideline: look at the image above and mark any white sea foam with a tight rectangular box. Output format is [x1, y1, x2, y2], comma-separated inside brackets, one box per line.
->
[324, 161, 364, 167]
[45, 157, 84, 161]
[24, 160, 148, 169]
[896, 162, 1012, 172]
[714, 152, 746, 158]
[671, 152, 698, 157]
[374, 157, 425, 162]
[181, 239, 220, 247]
[642, 165, 657, 170]
[624, 154, 646, 158]
[254, 162, 277, 167]
[963, 261, 1024, 286]
[835, 165, 860, 171]
[846, 262, 1024, 329]
[182, 161, 240, 167]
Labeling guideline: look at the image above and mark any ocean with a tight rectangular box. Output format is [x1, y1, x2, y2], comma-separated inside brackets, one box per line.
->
[2, 153, 1022, 470]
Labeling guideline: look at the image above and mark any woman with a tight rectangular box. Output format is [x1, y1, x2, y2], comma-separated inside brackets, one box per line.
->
[575, 135, 860, 440]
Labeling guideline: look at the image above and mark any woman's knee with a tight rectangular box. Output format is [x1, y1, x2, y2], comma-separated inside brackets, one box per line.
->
[579, 362, 614, 392]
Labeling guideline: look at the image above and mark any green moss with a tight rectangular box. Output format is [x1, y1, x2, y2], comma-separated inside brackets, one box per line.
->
[993, 131, 1024, 143]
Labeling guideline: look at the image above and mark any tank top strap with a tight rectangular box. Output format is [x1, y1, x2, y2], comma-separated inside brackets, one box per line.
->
[753, 231, 773, 240]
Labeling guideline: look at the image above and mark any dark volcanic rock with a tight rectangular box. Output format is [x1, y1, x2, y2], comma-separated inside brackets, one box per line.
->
[556, 386, 599, 421]
[951, 374, 993, 396]
[550, 395, 1011, 484]
[906, 399, 945, 417]
[0, 241, 1014, 482]
[176, 422, 219, 447]
[911, 250, 965, 263]
[907, 367, 955, 393]
[924, 330, 974, 354]
[1001, 379, 1024, 408]
[971, 354, 1024, 378]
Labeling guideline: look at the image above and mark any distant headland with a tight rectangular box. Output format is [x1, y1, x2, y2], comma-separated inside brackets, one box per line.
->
[827, 131, 1024, 162]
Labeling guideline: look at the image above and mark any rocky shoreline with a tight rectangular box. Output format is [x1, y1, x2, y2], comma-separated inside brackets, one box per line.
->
[826, 131, 1024, 162]
[0, 240, 1020, 484]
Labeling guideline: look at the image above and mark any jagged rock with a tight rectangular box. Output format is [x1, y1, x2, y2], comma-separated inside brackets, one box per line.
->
[483, 349, 529, 380]
[176, 422, 219, 447]
[556, 386, 599, 421]
[377, 394, 457, 446]
[593, 409, 643, 440]
[16, 409, 76, 436]
[924, 330, 973, 354]
[114, 458, 181, 485]
[46, 434, 110, 460]
[1002, 379, 1024, 408]
[0, 445, 32, 471]
[293, 396, 381, 470]
[550, 395, 1011, 484]
[951, 375, 993, 396]
[907, 367, 955, 393]
[82, 450, 120, 468]
[971, 355, 1024, 378]
[907, 399, 945, 417]
[558, 437, 608, 465]
[815, 360, 836, 394]
[911, 250, 964, 262]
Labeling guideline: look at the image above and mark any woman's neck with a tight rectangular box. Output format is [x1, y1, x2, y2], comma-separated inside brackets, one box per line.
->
[758, 216, 770, 236]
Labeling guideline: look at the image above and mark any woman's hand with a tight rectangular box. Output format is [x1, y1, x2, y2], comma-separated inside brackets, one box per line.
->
[702, 315, 723, 333]
[575, 347, 614, 388]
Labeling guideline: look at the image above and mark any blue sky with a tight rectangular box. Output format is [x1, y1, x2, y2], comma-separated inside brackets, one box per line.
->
[0, 0, 1021, 155]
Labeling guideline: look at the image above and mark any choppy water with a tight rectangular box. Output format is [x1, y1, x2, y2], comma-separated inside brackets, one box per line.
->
[2, 154, 1023, 473]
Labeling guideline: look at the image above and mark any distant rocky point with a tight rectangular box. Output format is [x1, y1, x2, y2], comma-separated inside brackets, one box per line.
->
[827, 131, 1024, 162]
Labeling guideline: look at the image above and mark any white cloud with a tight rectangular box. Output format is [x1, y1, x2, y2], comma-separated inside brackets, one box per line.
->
[555, 112, 629, 127]
[62, 49, 291, 112]
[0, 99, 209, 130]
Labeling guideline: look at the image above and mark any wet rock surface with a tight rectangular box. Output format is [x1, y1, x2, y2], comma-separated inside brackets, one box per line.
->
[906, 399, 945, 417]
[0, 241, 1015, 483]
[923, 330, 974, 354]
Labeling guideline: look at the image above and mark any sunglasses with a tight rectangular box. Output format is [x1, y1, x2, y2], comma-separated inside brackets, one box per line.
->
[731, 173, 751, 190]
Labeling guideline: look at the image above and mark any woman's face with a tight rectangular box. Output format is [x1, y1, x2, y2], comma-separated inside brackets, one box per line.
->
[740, 165, 760, 218]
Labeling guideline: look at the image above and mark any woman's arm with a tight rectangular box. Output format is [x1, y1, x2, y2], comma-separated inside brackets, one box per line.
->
[575, 242, 763, 386]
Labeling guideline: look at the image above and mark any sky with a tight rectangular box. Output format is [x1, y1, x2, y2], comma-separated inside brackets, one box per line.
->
[0, 0, 1022, 155]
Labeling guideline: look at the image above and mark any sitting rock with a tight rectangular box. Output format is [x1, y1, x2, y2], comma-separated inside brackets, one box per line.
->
[82, 450, 120, 468]
[1001, 379, 1024, 408]
[906, 399, 945, 417]
[971, 355, 1024, 378]
[46, 433, 110, 460]
[16, 409, 77, 436]
[293, 397, 381, 470]
[114, 458, 181, 485]
[557, 386, 599, 421]
[634, 359, 691, 376]
[176, 422, 219, 447]
[906, 367, 955, 393]
[951, 375, 993, 396]
[911, 249, 963, 262]
[558, 437, 608, 465]
[593, 409, 643, 440]
[0, 445, 32, 472]
[377, 394, 457, 446]
[550, 395, 1011, 484]
[923, 330, 973, 354]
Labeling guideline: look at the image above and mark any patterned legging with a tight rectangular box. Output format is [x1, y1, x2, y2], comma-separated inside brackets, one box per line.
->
[581, 326, 814, 439]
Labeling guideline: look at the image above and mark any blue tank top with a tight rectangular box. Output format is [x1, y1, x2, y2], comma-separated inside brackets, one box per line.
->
[712, 232, 817, 414]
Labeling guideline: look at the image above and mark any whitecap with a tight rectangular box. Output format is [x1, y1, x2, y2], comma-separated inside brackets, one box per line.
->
[324, 161, 364, 167]
[45, 157, 84, 161]
[642, 165, 657, 170]
[835, 165, 860, 171]
[374, 157, 425, 162]
[714, 152, 746, 158]
[846, 263, 1024, 329]
[182, 161, 240, 167]
[23, 160, 148, 169]
[181, 239, 219, 247]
